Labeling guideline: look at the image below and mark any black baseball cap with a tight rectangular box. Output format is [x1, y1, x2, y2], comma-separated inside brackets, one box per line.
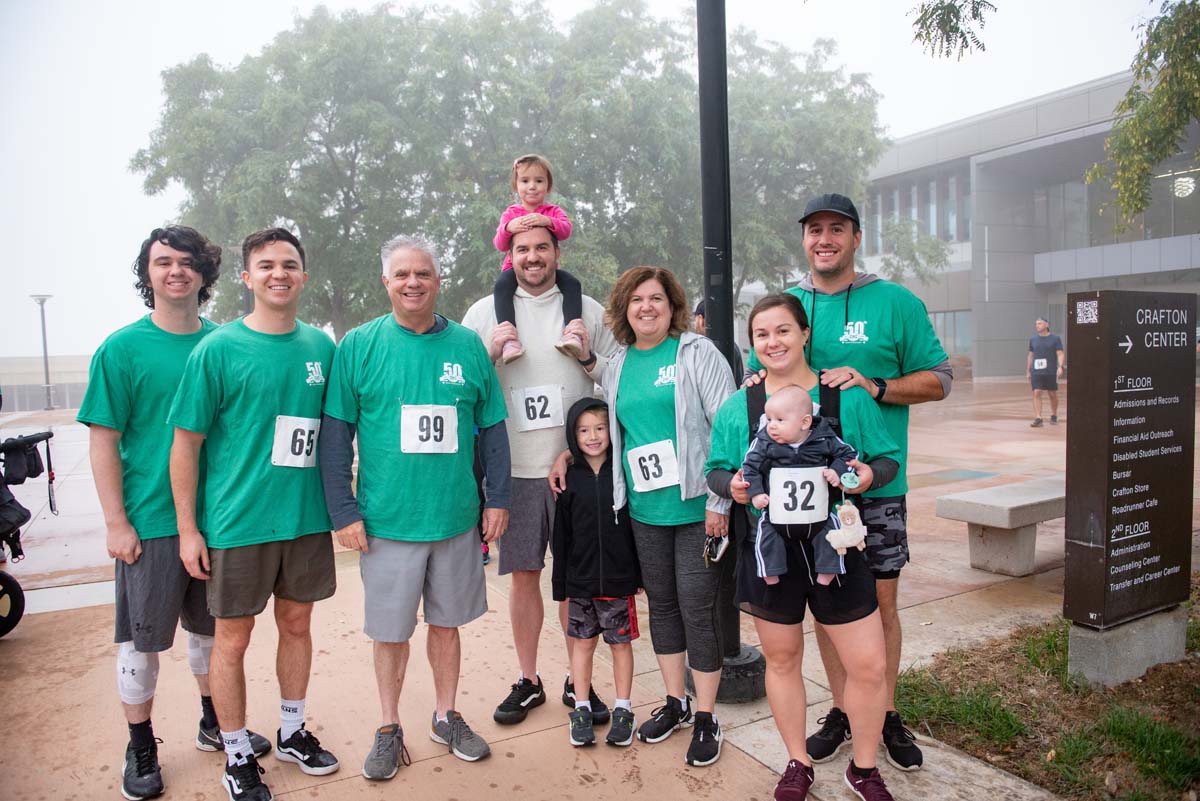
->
[798, 193, 860, 228]
[693, 299, 705, 316]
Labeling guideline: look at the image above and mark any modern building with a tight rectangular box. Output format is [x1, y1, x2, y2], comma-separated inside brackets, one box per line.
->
[861, 71, 1200, 377]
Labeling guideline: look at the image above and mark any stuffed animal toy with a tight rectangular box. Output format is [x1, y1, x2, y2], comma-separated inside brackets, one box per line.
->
[825, 502, 867, 555]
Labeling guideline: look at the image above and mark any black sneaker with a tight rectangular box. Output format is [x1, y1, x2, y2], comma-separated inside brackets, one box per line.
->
[197, 722, 273, 758]
[275, 725, 339, 776]
[606, 707, 636, 747]
[882, 711, 923, 771]
[1030, 418, 1044, 427]
[568, 707, 595, 746]
[685, 711, 722, 766]
[561, 678, 610, 725]
[121, 739, 164, 801]
[806, 706, 851, 762]
[1050, 415, 1059, 424]
[222, 754, 272, 801]
[636, 695, 693, 743]
[494, 677, 546, 724]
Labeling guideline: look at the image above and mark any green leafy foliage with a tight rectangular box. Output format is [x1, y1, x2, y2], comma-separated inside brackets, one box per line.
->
[133, 0, 883, 337]
[909, 0, 997, 60]
[874, 217, 950, 285]
[1086, 0, 1200, 222]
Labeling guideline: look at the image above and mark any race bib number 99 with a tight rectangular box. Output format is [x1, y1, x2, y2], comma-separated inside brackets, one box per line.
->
[768, 466, 829, 525]
[511, 384, 565, 432]
[626, 439, 681, 493]
[272, 416, 320, 468]
[400, 404, 458, 454]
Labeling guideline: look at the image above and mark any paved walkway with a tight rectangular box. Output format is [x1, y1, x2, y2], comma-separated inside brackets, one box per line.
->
[1, 379, 1196, 800]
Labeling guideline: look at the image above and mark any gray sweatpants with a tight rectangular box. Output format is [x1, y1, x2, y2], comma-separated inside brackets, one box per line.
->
[631, 520, 723, 673]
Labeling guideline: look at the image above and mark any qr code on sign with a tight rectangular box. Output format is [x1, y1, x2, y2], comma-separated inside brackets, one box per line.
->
[1076, 300, 1099, 324]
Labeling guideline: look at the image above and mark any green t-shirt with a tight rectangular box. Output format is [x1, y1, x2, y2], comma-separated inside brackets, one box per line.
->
[747, 280, 947, 495]
[615, 336, 707, 526]
[705, 383, 901, 499]
[77, 315, 218, 539]
[323, 315, 507, 542]
[167, 318, 335, 548]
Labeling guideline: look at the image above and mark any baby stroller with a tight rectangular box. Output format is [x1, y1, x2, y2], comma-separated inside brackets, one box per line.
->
[0, 431, 55, 637]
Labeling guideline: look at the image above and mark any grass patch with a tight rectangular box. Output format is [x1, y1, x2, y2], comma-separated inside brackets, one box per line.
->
[1046, 726, 1101, 787]
[895, 669, 1025, 746]
[1098, 705, 1200, 790]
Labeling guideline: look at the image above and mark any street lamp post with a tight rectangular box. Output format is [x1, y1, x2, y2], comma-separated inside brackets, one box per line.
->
[29, 294, 54, 410]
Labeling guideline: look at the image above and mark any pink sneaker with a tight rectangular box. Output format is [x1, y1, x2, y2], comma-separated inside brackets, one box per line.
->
[844, 762, 894, 801]
[555, 332, 584, 359]
[501, 339, 525, 364]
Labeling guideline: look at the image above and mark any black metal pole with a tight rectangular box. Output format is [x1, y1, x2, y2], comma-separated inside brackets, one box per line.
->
[695, 0, 765, 703]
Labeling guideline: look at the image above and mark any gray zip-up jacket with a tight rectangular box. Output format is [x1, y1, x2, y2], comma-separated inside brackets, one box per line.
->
[601, 331, 735, 518]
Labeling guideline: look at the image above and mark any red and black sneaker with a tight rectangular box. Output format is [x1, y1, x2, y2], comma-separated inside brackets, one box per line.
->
[774, 759, 814, 800]
[844, 762, 894, 801]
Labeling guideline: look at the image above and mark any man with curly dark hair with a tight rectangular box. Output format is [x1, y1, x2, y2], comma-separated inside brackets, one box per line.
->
[79, 225, 271, 801]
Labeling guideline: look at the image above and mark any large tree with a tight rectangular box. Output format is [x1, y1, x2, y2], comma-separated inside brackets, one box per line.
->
[134, 0, 884, 335]
[910, 0, 1199, 223]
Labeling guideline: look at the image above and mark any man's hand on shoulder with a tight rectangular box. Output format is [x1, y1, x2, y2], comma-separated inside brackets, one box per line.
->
[820, 366, 874, 396]
[741, 369, 766, 389]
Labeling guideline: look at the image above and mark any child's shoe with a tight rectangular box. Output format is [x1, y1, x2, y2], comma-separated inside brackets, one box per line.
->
[481, 542, 490, 565]
[501, 339, 525, 364]
[606, 708, 635, 747]
[555, 332, 584, 360]
[568, 707, 595, 747]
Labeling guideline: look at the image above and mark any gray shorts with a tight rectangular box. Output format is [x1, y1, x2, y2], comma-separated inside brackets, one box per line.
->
[498, 478, 554, 575]
[207, 532, 337, 618]
[567, 596, 640, 644]
[360, 528, 487, 643]
[115, 536, 214, 652]
[860, 495, 909, 578]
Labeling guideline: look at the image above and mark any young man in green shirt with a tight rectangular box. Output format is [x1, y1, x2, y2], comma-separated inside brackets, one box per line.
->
[78, 226, 270, 801]
[320, 236, 510, 780]
[749, 194, 952, 771]
[169, 228, 339, 801]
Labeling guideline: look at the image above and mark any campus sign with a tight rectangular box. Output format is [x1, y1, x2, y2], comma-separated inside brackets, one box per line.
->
[1064, 290, 1196, 629]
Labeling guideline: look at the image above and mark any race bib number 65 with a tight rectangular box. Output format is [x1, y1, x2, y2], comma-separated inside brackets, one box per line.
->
[768, 466, 829, 525]
[400, 404, 458, 454]
[272, 415, 320, 468]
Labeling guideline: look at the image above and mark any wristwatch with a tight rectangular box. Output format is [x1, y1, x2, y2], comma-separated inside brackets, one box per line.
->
[578, 352, 597, 369]
[870, 377, 887, 402]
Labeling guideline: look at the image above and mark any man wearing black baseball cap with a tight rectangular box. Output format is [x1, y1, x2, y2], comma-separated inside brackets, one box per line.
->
[748, 191, 953, 773]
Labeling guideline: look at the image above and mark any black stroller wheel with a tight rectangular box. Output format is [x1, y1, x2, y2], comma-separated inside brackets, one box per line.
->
[0, 570, 25, 637]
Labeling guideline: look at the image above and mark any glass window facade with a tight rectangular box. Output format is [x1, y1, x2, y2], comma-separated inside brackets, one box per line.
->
[1085, 156, 1200, 245]
[928, 310, 973, 354]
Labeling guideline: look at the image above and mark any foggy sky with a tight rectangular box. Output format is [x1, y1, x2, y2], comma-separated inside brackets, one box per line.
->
[0, 0, 1152, 358]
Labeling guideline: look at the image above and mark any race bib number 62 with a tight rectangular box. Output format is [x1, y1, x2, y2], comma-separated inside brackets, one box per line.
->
[400, 404, 458, 454]
[272, 415, 320, 468]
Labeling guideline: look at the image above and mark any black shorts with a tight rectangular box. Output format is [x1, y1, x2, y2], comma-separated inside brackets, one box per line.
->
[1030, 374, 1058, 391]
[733, 508, 877, 626]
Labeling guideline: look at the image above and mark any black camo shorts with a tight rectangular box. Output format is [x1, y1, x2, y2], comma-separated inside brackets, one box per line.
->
[567, 596, 640, 644]
[859, 495, 909, 577]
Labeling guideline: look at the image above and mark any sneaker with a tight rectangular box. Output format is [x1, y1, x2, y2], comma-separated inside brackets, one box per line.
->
[430, 711, 491, 761]
[501, 339, 524, 364]
[806, 706, 851, 763]
[494, 677, 547, 724]
[774, 759, 815, 801]
[121, 739, 164, 801]
[844, 762, 895, 801]
[882, 711, 923, 771]
[222, 754, 272, 801]
[275, 725, 339, 776]
[1050, 415, 1059, 424]
[555, 332, 585, 359]
[481, 542, 490, 565]
[605, 707, 636, 747]
[197, 722, 272, 758]
[685, 711, 722, 766]
[561, 679, 610, 725]
[362, 723, 410, 781]
[636, 695, 693, 744]
[1030, 418, 1044, 427]
[568, 707, 595, 746]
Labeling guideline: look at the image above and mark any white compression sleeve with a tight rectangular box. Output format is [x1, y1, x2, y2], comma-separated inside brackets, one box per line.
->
[187, 632, 213, 675]
[117, 641, 160, 705]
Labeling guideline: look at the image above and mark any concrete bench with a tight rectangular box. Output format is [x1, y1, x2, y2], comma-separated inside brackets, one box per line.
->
[935, 475, 1065, 577]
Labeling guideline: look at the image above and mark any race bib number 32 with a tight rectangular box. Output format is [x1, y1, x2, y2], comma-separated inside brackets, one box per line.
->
[511, 384, 565, 432]
[768, 466, 829, 525]
[627, 439, 681, 493]
[400, 404, 458, 454]
[272, 415, 320, 468]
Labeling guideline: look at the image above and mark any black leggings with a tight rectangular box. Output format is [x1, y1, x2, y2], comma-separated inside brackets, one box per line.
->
[493, 268, 582, 327]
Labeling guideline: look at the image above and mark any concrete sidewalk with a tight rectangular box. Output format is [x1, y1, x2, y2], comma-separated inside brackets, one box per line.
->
[1, 379, 1196, 800]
